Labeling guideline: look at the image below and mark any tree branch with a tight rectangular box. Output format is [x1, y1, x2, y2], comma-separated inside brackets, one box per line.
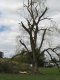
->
[35, 6, 38, 20]
[20, 40, 29, 52]
[41, 47, 59, 57]
[26, 18, 31, 29]
[46, 50, 60, 71]
[38, 28, 52, 32]
[37, 7, 48, 24]
[24, 2, 36, 26]
[21, 22, 30, 34]
[40, 17, 52, 21]
[46, 50, 53, 60]
[24, 4, 31, 16]
[38, 29, 46, 52]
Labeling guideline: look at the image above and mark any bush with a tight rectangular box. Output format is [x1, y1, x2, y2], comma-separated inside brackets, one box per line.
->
[0, 58, 32, 73]
[0, 58, 20, 73]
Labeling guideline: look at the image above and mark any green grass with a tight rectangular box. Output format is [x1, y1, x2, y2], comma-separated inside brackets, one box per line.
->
[0, 67, 60, 80]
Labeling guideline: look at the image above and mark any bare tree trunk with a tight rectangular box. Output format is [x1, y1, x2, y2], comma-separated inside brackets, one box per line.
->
[30, 33, 38, 74]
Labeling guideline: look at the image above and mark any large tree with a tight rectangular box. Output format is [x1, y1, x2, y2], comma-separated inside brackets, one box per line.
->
[16, 0, 60, 73]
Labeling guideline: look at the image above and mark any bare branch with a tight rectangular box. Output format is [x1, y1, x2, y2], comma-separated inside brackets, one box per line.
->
[24, 4, 32, 16]
[21, 22, 30, 34]
[26, 18, 31, 29]
[46, 50, 52, 60]
[40, 17, 52, 21]
[38, 28, 52, 32]
[46, 50, 60, 71]
[49, 48, 59, 56]
[27, 0, 36, 8]
[28, 0, 29, 7]
[38, 29, 46, 52]
[20, 40, 29, 52]
[41, 47, 60, 58]
[24, 3, 36, 26]
[41, 48, 57, 53]
[41, 48, 59, 60]
[35, 7, 38, 20]
[37, 7, 48, 24]
[41, 49, 60, 71]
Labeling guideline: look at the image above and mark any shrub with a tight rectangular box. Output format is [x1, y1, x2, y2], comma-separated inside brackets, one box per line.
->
[0, 58, 32, 73]
[0, 58, 20, 73]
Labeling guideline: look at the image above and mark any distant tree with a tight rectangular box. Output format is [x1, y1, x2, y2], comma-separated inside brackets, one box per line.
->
[0, 51, 3, 58]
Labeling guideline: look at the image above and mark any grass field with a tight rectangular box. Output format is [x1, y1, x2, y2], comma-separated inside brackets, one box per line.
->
[0, 67, 60, 80]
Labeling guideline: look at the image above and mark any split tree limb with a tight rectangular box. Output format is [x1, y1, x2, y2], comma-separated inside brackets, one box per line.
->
[20, 40, 29, 52]
[21, 22, 30, 34]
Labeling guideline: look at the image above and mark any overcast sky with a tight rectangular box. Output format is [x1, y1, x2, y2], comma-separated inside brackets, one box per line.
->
[0, 0, 60, 57]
